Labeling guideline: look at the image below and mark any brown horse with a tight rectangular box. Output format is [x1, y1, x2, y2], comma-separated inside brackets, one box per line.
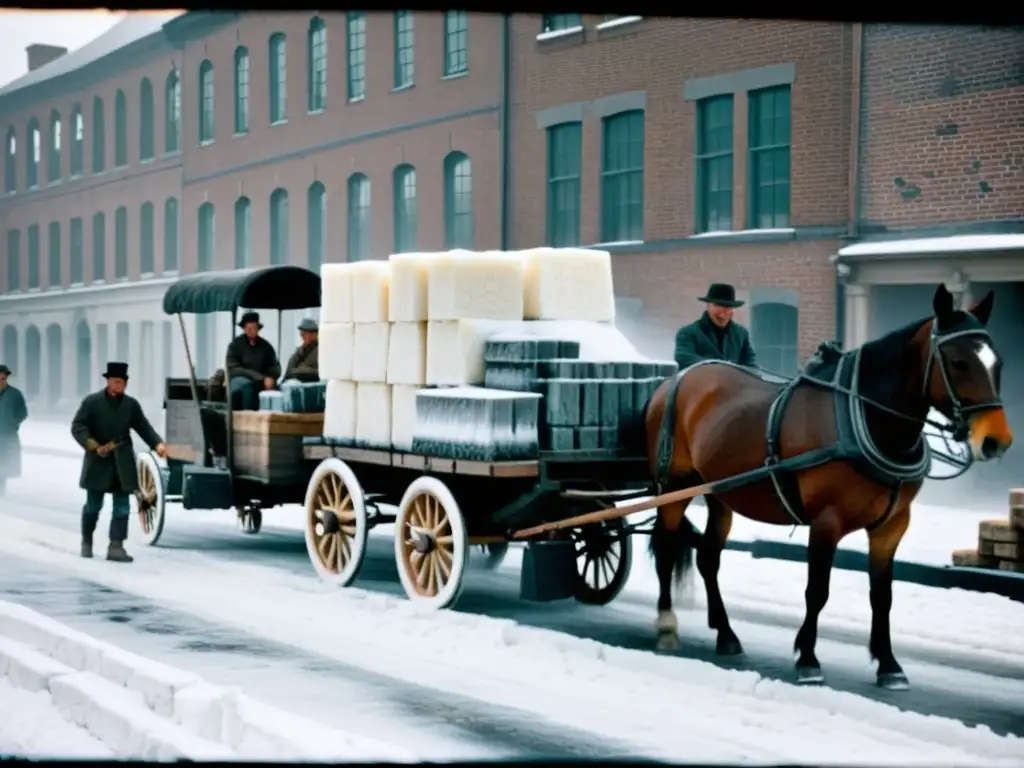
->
[643, 284, 1012, 689]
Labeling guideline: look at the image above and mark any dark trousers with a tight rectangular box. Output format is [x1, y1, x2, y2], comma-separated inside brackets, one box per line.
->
[230, 376, 260, 410]
[82, 489, 131, 542]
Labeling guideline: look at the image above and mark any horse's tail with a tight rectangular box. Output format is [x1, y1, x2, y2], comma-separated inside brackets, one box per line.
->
[619, 391, 652, 459]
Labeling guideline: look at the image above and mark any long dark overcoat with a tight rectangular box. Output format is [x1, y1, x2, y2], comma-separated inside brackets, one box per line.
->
[673, 312, 758, 371]
[0, 385, 28, 480]
[70, 390, 163, 493]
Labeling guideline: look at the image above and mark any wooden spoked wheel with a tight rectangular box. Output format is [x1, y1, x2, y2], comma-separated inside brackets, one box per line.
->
[303, 458, 368, 588]
[134, 452, 166, 546]
[573, 518, 633, 605]
[395, 476, 468, 609]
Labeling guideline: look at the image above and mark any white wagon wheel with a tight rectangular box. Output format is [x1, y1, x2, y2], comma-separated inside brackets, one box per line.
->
[303, 458, 368, 587]
[573, 518, 633, 605]
[395, 476, 468, 609]
[134, 452, 166, 546]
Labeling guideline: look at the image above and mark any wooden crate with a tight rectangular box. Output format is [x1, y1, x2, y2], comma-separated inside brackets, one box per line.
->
[231, 412, 324, 484]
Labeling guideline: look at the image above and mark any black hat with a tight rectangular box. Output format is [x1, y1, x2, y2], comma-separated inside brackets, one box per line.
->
[0, 364, 11, 375]
[103, 362, 129, 380]
[239, 311, 263, 329]
[297, 318, 318, 333]
[698, 283, 744, 309]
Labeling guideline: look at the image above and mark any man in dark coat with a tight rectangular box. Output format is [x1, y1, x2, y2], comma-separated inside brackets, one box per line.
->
[70, 362, 167, 563]
[283, 318, 320, 383]
[673, 282, 758, 370]
[226, 312, 282, 410]
[0, 364, 28, 497]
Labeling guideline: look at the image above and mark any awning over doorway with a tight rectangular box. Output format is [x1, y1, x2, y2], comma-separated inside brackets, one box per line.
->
[833, 233, 1024, 263]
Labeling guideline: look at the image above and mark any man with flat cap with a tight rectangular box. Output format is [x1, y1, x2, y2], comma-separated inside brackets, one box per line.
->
[283, 318, 320, 383]
[0, 363, 28, 497]
[673, 282, 758, 371]
[226, 311, 282, 410]
[70, 362, 167, 562]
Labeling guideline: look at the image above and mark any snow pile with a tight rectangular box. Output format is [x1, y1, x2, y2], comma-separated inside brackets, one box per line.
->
[0, 677, 111, 758]
[0, 600, 413, 762]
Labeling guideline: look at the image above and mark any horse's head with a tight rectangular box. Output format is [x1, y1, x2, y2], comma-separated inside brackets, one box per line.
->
[923, 284, 1012, 461]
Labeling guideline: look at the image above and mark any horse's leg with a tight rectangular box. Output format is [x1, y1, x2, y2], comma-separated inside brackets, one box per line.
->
[793, 506, 842, 685]
[867, 505, 911, 690]
[649, 499, 697, 652]
[697, 496, 743, 655]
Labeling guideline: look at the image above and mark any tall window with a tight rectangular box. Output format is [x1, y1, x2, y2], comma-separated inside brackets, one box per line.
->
[163, 197, 178, 272]
[47, 222, 60, 287]
[114, 206, 128, 279]
[6, 230, 20, 291]
[541, 14, 582, 32]
[748, 86, 791, 229]
[443, 11, 468, 76]
[234, 196, 251, 268]
[70, 217, 83, 285]
[116, 321, 129, 362]
[114, 89, 127, 166]
[140, 201, 155, 275]
[48, 110, 61, 182]
[270, 188, 289, 264]
[393, 165, 417, 253]
[198, 60, 214, 143]
[234, 47, 249, 134]
[752, 301, 799, 376]
[307, 182, 325, 273]
[444, 151, 473, 249]
[600, 110, 644, 243]
[347, 173, 370, 261]
[197, 202, 214, 272]
[70, 106, 83, 176]
[26, 225, 39, 289]
[164, 71, 180, 153]
[26, 118, 40, 188]
[3, 128, 15, 193]
[696, 94, 734, 233]
[139, 77, 154, 160]
[91, 97, 105, 172]
[347, 13, 366, 101]
[308, 17, 327, 111]
[91, 212, 105, 281]
[269, 35, 287, 123]
[394, 11, 414, 88]
[546, 122, 581, 247]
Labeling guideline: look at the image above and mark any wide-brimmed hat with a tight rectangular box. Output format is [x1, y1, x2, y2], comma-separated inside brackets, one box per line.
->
[239, 311, 263, 329]
[103, 361, 129, 380]
[699, 283, 744, 309]
[297, 318, 318, 333]
[0, 364, 11, 376]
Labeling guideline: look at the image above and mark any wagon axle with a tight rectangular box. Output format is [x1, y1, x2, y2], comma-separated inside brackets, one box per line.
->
[409, 528, 437, 555]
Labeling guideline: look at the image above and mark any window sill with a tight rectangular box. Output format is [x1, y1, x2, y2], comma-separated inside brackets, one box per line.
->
[114, 164, 129, 172]
[162, 270, 179, 277]
[591, 239, 644, 250]
[140, 156, 155, 165]
[234, 130, 249, 138]
[69, 173, 83, 181]
[595, 16, 643, 38]
[92, 169, 105, 176]
[307, 108, 325, 116]
[392, 82, 415, 93]
[27, 287, 40, 293]
[199, 139, 215, 148]
[536, 25, 585, 49]
[442, 70, 468, 81]
[28, 184, 39, 193]
[70, 282, 85, 289]
[116, 276, 130, 283]
[270, 119, 287, 127]
[348, 95, 365, 104]
[162, 149, 181, 159]
[690, 227, 795, 240]
[92, 279, 106, 286]
[47, 179, 62, 188]
[140, 271, 155, 279]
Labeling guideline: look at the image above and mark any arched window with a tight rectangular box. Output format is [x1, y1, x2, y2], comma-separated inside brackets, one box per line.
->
[443, 151, 473, 249]
[346, 13, 366, 101]
[91, 97, 105, 172]
[140, 201, 155, 275]
[164, 70, 180, 153]
[163, 197, 179, 272]
[69, 106, 83, 176]
[114, 89, 127, 166]
[48, 110, 61, 182]
[91, 212, 105, 281]
[307, 17, 327, 112]
[139, 77, 154, 161]
[197, 202, 215, 272]
[392, 164, 417, 253]
[114, 205, 128, 278]
[347, 173, 370, 261]
[198, 60, 214, 143]
[269, 34, 287, 124]
[234, 196, 251, 268]
[307, 182, 325, 272]
[234, 47, 249, 134]
[3, 127, 15, 193]
[269, 188, 289, 264]
[26, 118, 40, 188]
[751, 294, 800, 377]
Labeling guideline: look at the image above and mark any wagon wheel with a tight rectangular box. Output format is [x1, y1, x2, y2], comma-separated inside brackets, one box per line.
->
[303, 458, 368, 588]
[395, 476, 468, 609]
[478, 542, 510, 570]
[134, 452, 166, 546]
[573, 518, 633, 605]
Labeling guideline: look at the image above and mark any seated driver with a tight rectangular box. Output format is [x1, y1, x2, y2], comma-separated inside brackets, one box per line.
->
[283, 318, 320, 383]
[226, 312, 281, 410]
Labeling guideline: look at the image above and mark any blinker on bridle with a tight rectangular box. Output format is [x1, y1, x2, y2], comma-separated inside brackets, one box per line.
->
[924, 324, 1004, 443]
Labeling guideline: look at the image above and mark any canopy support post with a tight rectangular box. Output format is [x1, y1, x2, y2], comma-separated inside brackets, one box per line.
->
[227, 309, 236, 474]
[177, 313, 207, 468]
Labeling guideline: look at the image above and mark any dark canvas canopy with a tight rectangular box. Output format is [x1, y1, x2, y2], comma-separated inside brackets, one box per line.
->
[162, 266, 322, 315]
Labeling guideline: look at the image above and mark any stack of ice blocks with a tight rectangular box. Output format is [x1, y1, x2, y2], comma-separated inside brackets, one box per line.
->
[280, 380, 328, 413]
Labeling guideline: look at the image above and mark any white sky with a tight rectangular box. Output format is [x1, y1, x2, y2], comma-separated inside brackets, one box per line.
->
[0, 10, 123, 89]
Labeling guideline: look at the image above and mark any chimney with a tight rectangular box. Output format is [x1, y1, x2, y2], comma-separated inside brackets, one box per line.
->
[26, 44, 68, 72]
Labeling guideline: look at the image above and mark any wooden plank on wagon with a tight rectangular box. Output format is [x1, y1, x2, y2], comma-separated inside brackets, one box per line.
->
[399, 453, 427, 470]
[489, 460, 540, 478]
[426, 457, 455, 474]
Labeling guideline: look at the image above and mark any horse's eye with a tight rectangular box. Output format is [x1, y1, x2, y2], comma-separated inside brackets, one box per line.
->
[950, 359, 969, 372]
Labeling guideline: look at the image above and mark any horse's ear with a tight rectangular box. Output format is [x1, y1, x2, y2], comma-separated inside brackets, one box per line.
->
[969, 290, 995, 326]
[932, 284, 956, 318]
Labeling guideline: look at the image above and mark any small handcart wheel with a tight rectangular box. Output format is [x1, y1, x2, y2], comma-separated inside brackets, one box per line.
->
[573, 518, 633, 605]
[303, 458, 369, 588]
[134, 452, 167, 546]
[237, 507, 262, 535]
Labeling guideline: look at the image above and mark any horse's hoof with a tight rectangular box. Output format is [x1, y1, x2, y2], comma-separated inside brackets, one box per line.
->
[655, 632, 680, 653]
[877, 671, 910, 691]
[716, 637, 744, 656]
[795, 666, 825, 686]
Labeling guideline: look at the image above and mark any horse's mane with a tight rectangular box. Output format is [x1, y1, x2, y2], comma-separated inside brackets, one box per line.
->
[856, 318, 928, 405]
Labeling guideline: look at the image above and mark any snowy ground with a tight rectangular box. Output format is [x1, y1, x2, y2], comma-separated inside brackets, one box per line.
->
[0, 679, 112, 758]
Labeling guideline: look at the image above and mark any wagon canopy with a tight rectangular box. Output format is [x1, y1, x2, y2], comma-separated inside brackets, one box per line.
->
[162, 265, 322, 315]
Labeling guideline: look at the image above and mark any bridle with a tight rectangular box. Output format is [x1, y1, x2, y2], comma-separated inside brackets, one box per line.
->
[923, 324, 1004, 443]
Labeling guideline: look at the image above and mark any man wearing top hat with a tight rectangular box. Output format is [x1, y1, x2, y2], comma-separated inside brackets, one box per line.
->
[0, 363, 29, 497]
[226, 311, 282, 410]
[673, 282, 758, 371]
[70, 362, 168, 562]
[283, 318, 320, 383]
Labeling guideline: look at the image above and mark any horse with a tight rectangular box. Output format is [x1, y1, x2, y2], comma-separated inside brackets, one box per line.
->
[643, 283, 1012, 689]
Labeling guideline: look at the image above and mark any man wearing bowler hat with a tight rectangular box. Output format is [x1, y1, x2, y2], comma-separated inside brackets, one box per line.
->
[673, 282, 758, 371]
[70, 362, 167, 562]
[226, 311, 282, 410]
[283, 318, 320, 383]
[0, 363, 28, 497]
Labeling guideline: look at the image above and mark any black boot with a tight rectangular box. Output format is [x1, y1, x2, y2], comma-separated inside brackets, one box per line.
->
[81, 510, 99, 559]
[107, 515, 134, 563]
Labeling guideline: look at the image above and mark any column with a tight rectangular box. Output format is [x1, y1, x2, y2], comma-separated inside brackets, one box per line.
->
[843, 283, 869, 350]
[944, 269, 972, 311]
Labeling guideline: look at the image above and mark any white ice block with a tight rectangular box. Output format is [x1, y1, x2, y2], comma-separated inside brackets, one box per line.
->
[323, 380, 356, 443]
[427, 250, 525, 321]
[390, 384, 419, 452]
[321, 264, 354, 324]
[317, 322, 354, 381]
[386, 322, 428, 386]
[351, 322, 390, 383]
[350, 260, 392, 323]
[355, 383, 392, 449]
[426, 319, 522, 386]
[517, 320, 643, 361]
[522, 247, 616, 322]
[388, 252, 436, 322]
